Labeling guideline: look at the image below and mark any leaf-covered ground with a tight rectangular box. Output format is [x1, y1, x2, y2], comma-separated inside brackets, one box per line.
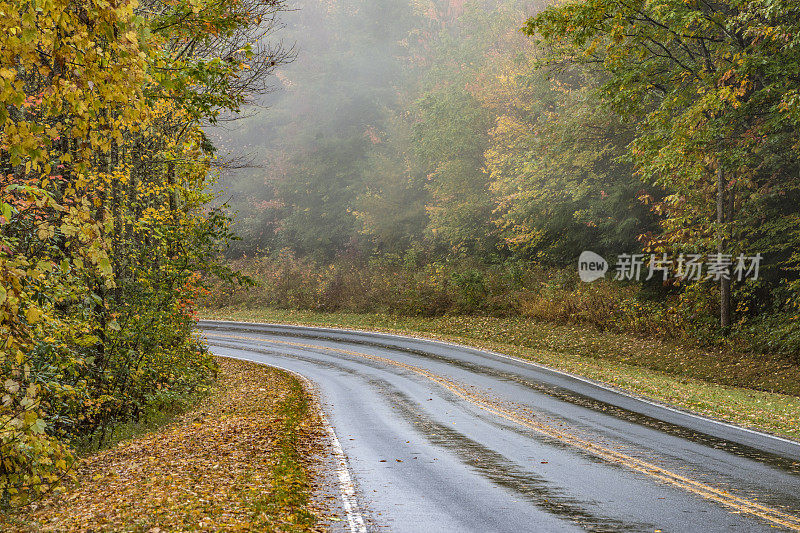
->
[1, 358, 333, 532]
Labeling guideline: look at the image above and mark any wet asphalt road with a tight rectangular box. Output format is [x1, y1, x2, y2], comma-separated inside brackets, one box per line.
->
[199, 320, 800, 532]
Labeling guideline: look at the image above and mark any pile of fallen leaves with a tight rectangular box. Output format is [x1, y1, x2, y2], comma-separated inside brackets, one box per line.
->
[0, 358, 331, 532]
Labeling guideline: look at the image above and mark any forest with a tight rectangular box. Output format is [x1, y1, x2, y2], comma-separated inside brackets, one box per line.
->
[2, 0, 800, 509]
[0, 0, 287, 506]
[211, 0, 800, 358]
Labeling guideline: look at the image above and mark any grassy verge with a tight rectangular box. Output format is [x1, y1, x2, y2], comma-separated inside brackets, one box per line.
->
[1, 358, 328, 532]
[246, 375, 320, 531]
[201, 307, 800, 442]
[73, 389, 212, 455]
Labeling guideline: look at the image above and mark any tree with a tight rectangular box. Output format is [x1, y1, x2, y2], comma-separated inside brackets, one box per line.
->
[526, 0, 800, 329]
[406, 1, 534, 258]
[0, 0, 146, 502]
[355, 114, 428, 255]
[0, 0, 284, 503]
[482, 51, 656, 264]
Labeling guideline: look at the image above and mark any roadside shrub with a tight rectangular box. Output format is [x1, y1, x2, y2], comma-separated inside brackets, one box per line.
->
[451, 270, 487, 312]
[205, 255, 799, 358]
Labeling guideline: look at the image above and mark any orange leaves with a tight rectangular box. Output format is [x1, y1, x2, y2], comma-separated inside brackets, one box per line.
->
[4, 360, 325, 531]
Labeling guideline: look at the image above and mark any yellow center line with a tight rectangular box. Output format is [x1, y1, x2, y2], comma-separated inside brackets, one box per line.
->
[206, 332, 800, 531]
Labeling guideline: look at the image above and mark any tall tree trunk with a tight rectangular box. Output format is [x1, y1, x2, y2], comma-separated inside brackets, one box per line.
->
[166, 159, 177, 257]
[717, 164, 731, 329]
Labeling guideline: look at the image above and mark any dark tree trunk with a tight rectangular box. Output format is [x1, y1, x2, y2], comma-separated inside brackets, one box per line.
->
[717, 165, 731, 329]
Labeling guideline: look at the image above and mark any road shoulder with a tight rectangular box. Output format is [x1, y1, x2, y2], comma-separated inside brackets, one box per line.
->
[199, 308, 800, 443]
[1, 358, 340, 532]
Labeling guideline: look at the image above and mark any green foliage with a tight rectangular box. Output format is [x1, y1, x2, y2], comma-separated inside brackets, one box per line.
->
[526, 0, 800, 327]
[0, 0, 275, 505]
[223, 0, 656, 265]
[483, 53, 656, 263]
[219, 0, 420, 259]
[451, 269, 487, 311]
[214, 0, 799, 358]
[413, 88, 496, 256]
[277, 137, 368, 261]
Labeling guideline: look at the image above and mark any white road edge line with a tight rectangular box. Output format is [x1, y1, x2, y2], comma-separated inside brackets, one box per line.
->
[201, 320, 800, 449]
[214, 350, 368, 533]
[323, 412, 369, 533]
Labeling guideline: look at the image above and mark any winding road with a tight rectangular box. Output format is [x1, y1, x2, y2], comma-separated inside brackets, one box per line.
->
[199, 320, 800, 532]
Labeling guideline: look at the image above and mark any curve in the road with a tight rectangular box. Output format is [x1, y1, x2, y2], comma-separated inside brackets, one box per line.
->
[200, 320, 800, 533]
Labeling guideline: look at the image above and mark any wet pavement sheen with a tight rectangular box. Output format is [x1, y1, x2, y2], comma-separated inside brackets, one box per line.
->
[200, 321, 800, 533]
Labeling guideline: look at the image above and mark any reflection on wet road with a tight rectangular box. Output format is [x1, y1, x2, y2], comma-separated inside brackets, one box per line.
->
[200, 320, 800, 532]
